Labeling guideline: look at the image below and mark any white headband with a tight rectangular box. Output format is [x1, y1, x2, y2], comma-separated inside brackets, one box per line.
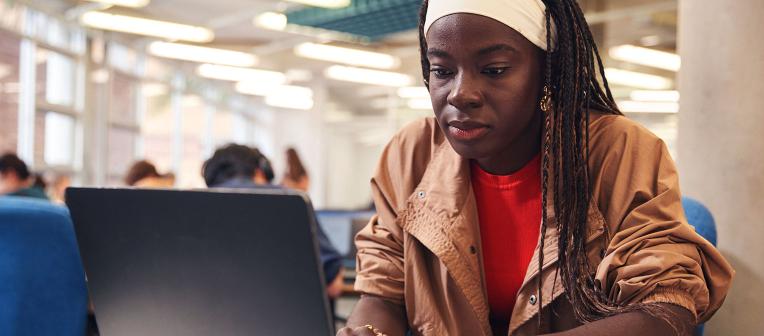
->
[424, 0, 556, 51]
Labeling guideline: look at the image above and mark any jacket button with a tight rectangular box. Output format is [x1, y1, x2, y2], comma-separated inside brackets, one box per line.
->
[469, 245, 477, 254]
[529, 294, 538, 305]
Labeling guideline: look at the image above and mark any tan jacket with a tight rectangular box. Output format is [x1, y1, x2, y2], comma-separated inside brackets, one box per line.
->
[354, 113, 734, 336]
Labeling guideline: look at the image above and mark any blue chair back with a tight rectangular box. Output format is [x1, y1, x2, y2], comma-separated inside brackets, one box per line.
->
[681, 196, 717, 336]
[682, 196, 718, 246]
[0, 196, 88, 336]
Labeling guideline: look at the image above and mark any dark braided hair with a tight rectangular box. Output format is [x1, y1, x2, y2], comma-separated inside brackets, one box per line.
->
[418, 0, 681, 332]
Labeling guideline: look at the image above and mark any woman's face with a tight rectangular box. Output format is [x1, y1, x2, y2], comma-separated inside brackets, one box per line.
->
[426, 13, 544, 173]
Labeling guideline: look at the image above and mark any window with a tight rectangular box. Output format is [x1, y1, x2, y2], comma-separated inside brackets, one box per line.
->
[105, 43, 144, 185]
[178, 94, 205, 188]
[141, 81, 173, 174]
[33, 111, 77, 168]
[107, 127, 137, 184]
[36, 48, 76, 108]
[43, 112, 75, 166]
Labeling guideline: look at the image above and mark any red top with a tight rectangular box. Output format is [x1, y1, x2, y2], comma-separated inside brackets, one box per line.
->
[471, 154, 542, 334]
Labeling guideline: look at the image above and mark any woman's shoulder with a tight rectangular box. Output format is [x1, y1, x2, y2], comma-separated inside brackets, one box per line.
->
[588, 111, 667, 160]
[373, 117, 449, 200]
[391, 116, 447, 152]
[382, 116, 447, 167]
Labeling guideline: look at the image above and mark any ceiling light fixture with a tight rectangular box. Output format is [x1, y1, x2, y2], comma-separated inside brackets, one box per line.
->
[609, 44, 681, 72]
[197, 64, 286, 84]
[253, 12, 288, 31]
[629, 90, 679, 102]
[616, 100, 679, 114]
[283, 0, 351, 9]
[149, 42, 257, 67]
[236, 82, 314, 110]
[80, 11, 214, 43]
[325, 65, 413, 87]
[142, 83, 169, 97]
[295, 43, 400, 70]
[604, 68, 673, 90]
[84, 0, 150, 8]
[397, 86, 429, 98]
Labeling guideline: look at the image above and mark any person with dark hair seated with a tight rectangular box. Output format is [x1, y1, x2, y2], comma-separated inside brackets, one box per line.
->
[124, 160, 175, 188]
[202, 144, 345, 299]
[0, 153, 48, 200]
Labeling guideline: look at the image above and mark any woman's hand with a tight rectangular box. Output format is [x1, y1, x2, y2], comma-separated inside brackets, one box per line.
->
[338, 295, 407, 336]
[326, 268, 345, 299]
[336, 325, 382, 336]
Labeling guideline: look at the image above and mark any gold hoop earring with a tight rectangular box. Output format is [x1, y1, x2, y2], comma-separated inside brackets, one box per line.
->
[540, 85, 552, 113]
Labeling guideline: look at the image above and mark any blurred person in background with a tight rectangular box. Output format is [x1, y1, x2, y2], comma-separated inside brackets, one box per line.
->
[281, 147, 310, 193]
[0, 153, 48, 200]
[47, 173, 71, 204]
[202, 143, 345, 299]
[203, 144, 275, 188]
[124, 160, 175, 188]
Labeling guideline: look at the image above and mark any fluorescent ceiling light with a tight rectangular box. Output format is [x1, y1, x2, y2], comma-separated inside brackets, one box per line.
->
[236, 83, 314, 110]
[325, 65, 413, 87]
[85, 0, 150, 8]
[285, 69, 313, 82]
[397, 86, 429, 98]
[80, 11, 214, 43]
[609, 44, 680, 72]
[149, 42, 257, 67]
[629, 90, 679, 102]
[295, 43, 400, 70]
[284, 0, 350, 9]
[266, 94, 314, 110]
[197, 64, 286, 84]
[617, 100, 678, 114]
[236, 82, 313, 97]
[604, 68, 673, 90]
[639, 35, 661, 47]
[253, 12, 287, 31]
[142, 83, 169, 97]
[407, 98, 433, 110]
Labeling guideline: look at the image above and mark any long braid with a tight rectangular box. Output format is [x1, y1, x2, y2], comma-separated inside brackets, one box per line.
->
[535, 6, 554, 329]
[417, 0, 680, 333]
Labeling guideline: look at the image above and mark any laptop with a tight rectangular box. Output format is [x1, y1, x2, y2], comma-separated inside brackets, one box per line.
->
[66, 188, 334, 336]
[314, 210, 375, 269]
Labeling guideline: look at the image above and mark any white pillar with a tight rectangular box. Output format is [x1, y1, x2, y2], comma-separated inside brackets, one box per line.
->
[677, 0, 764, 334]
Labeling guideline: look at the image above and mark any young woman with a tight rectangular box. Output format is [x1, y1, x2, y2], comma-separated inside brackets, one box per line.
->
[281, 147, 310, 192]
[338, 0, 733, 335]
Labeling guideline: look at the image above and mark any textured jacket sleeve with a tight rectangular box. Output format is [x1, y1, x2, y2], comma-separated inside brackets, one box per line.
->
[354, 134, 407, 304]
[590, 115, 734, 323]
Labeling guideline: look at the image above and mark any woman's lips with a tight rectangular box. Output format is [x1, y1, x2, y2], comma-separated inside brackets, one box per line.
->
[447, 120, 490, 141]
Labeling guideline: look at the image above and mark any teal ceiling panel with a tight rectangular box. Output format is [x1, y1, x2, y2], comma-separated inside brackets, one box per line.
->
[287, 0, 422, 41]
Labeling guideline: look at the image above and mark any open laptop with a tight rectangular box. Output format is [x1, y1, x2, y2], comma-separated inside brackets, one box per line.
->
[66, 188, 334, 336]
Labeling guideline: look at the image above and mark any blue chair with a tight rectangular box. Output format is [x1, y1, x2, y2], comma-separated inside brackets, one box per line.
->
[682, 197, 717, 246]
[0, 196, 88, 336]
[681, 196, 717, 336]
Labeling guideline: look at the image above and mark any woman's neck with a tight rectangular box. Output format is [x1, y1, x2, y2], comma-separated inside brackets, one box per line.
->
[475, 111, 543, 175]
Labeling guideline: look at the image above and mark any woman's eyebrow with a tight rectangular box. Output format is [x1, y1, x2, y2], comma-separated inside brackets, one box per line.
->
[477, 44, 517, 56]
[427, 48, 451, 58]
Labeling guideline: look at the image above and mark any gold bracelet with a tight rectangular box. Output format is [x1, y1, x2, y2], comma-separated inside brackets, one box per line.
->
[363, 324, 388, 336]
